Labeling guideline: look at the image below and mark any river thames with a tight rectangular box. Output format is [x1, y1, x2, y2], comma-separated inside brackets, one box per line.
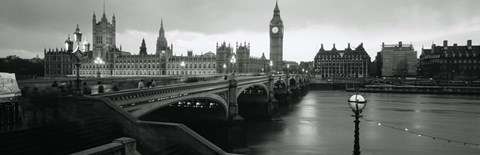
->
[245, 91, 480, 155]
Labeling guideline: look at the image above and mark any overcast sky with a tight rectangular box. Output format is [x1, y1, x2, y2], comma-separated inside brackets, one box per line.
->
[1, 0, 480, 62]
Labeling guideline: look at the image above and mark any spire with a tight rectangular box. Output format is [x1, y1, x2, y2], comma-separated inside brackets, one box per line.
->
[159, 18, 165, 37]
[320, 44, 324, 51]
[274, 0, 280, 13]
[101, 0, 107, 20]
[103, 0, 106, 14]
[271, 0, 282, 24]
[139, 38, 147, 56]
[93, 11, 96, 23]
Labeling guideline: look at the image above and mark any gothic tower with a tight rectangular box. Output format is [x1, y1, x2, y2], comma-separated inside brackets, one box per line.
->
[216, 42, 233, 74]
[269, 1, 284, 71]
[139, 38, 147, 56]
[156, 19, 173, 56]
[236, 42, 250, 73]
[92, 2, 116, 61]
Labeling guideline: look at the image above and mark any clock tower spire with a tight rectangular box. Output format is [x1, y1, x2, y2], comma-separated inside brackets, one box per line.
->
[270, 0, 284, 71]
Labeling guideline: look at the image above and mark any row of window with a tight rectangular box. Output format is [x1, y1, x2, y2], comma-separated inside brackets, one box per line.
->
[115, 58, 215, 63]
[76, 70, 217, 75]
[167, 63, 215, 69]
[316, 55, 369, 59]
[444, 53, 477, 58]
[439, 65, 479, 70]
[316, 61, 368, 64]
[440, 59, 478, 64]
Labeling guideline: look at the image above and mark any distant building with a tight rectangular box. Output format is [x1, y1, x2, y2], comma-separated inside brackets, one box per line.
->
[236, 42, 268, 74]
[92, 11, 116, 61]
[215, 42, 268, 75]
[370, 52, 382, 77]
[380, 41, 417, 77]
[269, 1, 284, 72]
[299, 61, 313, 74]
[30, 55, 42, 63]
[166, 52, 217, 76]
[284, 61, 299, 74]
[216, 42, 234, 74]
[419, 40, 480, 80]
[1, 55, 44, 78]
[77, 12, 175, 77]
[43, 33, 78, 77]
[156, 19, 173, 56]
[4, 55, 20, 62]
[314, 43, 371, 78]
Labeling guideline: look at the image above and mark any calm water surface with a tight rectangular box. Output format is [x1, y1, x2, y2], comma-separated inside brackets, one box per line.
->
[245, 90, 480, 155]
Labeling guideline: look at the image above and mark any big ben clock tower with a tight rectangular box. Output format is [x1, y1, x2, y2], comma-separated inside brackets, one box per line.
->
[270, 1, 283, 71]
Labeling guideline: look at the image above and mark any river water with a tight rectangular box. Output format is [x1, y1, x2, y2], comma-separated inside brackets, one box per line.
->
[245, 90, 480, 155]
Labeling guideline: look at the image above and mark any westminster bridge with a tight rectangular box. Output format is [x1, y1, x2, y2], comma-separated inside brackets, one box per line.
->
[1, 74, 310, 154]
[85, 74, 310, 153]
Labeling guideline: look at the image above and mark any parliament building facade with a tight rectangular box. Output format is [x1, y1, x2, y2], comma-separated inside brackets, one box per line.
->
[44, 5, 272, 78]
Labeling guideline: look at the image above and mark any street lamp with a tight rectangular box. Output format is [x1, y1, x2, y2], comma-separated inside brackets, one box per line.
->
[223, 63, 227, 80]
[161, 50, 166, 75]
[287, 64, 290, 75]
[180, 60, 185, 79]
[269, 61, 273, 75]
[348, 94, 367, 155]
[230, 56, 236, 79]
[94, 57, 104, 78]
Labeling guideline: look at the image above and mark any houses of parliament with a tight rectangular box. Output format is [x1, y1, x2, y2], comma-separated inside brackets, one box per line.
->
[43, 3, 285, 78]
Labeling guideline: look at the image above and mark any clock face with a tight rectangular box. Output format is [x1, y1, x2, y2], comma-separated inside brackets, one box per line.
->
[272, 27, 279, 34]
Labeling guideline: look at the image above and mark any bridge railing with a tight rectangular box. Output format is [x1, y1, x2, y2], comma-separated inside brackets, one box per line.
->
[91, 76, 270, 106]
[76, 96, 231, 155]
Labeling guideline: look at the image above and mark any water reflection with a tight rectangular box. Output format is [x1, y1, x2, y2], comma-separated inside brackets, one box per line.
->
[245, 91, 480, 155]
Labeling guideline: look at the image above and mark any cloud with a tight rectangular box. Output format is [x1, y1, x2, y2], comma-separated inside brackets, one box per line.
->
[1, 0, 480, 62]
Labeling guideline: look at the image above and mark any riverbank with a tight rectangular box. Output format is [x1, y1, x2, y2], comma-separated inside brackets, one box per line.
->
[346, 85, 480, 95]
[309, 82, 480, 95]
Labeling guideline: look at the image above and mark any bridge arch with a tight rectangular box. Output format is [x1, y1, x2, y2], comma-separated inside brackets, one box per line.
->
[134, 93, 228, 119]
[236, 83, 269, 99]
[289, 77, 297, 87]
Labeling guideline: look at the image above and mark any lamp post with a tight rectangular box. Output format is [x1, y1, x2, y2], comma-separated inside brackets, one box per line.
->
[180, 60, 185, 79]
[269, 61, 273, 75]
[161, 50, 166, 75]
[348, 94, 367, 155]
[230, 56, 236, 80]
[223, 63, 227, 79]
[287, 64, 290, 75]
[94, 57, 104, 78]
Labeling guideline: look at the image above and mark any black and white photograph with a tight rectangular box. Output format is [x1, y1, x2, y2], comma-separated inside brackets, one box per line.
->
[1, 0, 480, 154]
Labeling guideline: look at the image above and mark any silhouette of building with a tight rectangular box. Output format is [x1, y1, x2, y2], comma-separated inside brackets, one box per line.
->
[380, 41, 417, 77]
[92, 9, 116, 61]
[314, 43, 371, 78]
[156, 19, 173, 56]
[299, 61, 313, 74]
[167, 51, 216, 76]
[215, 41, 268, 75]
[44, 24, 87, 77]
[1, 55, 44, 78]
[269, 1, 284, 72]
[370, 52, 382, 77]
[216, 42, 233, 74]
[420, 40, 480, 80]
[43, 3, 276, 78]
